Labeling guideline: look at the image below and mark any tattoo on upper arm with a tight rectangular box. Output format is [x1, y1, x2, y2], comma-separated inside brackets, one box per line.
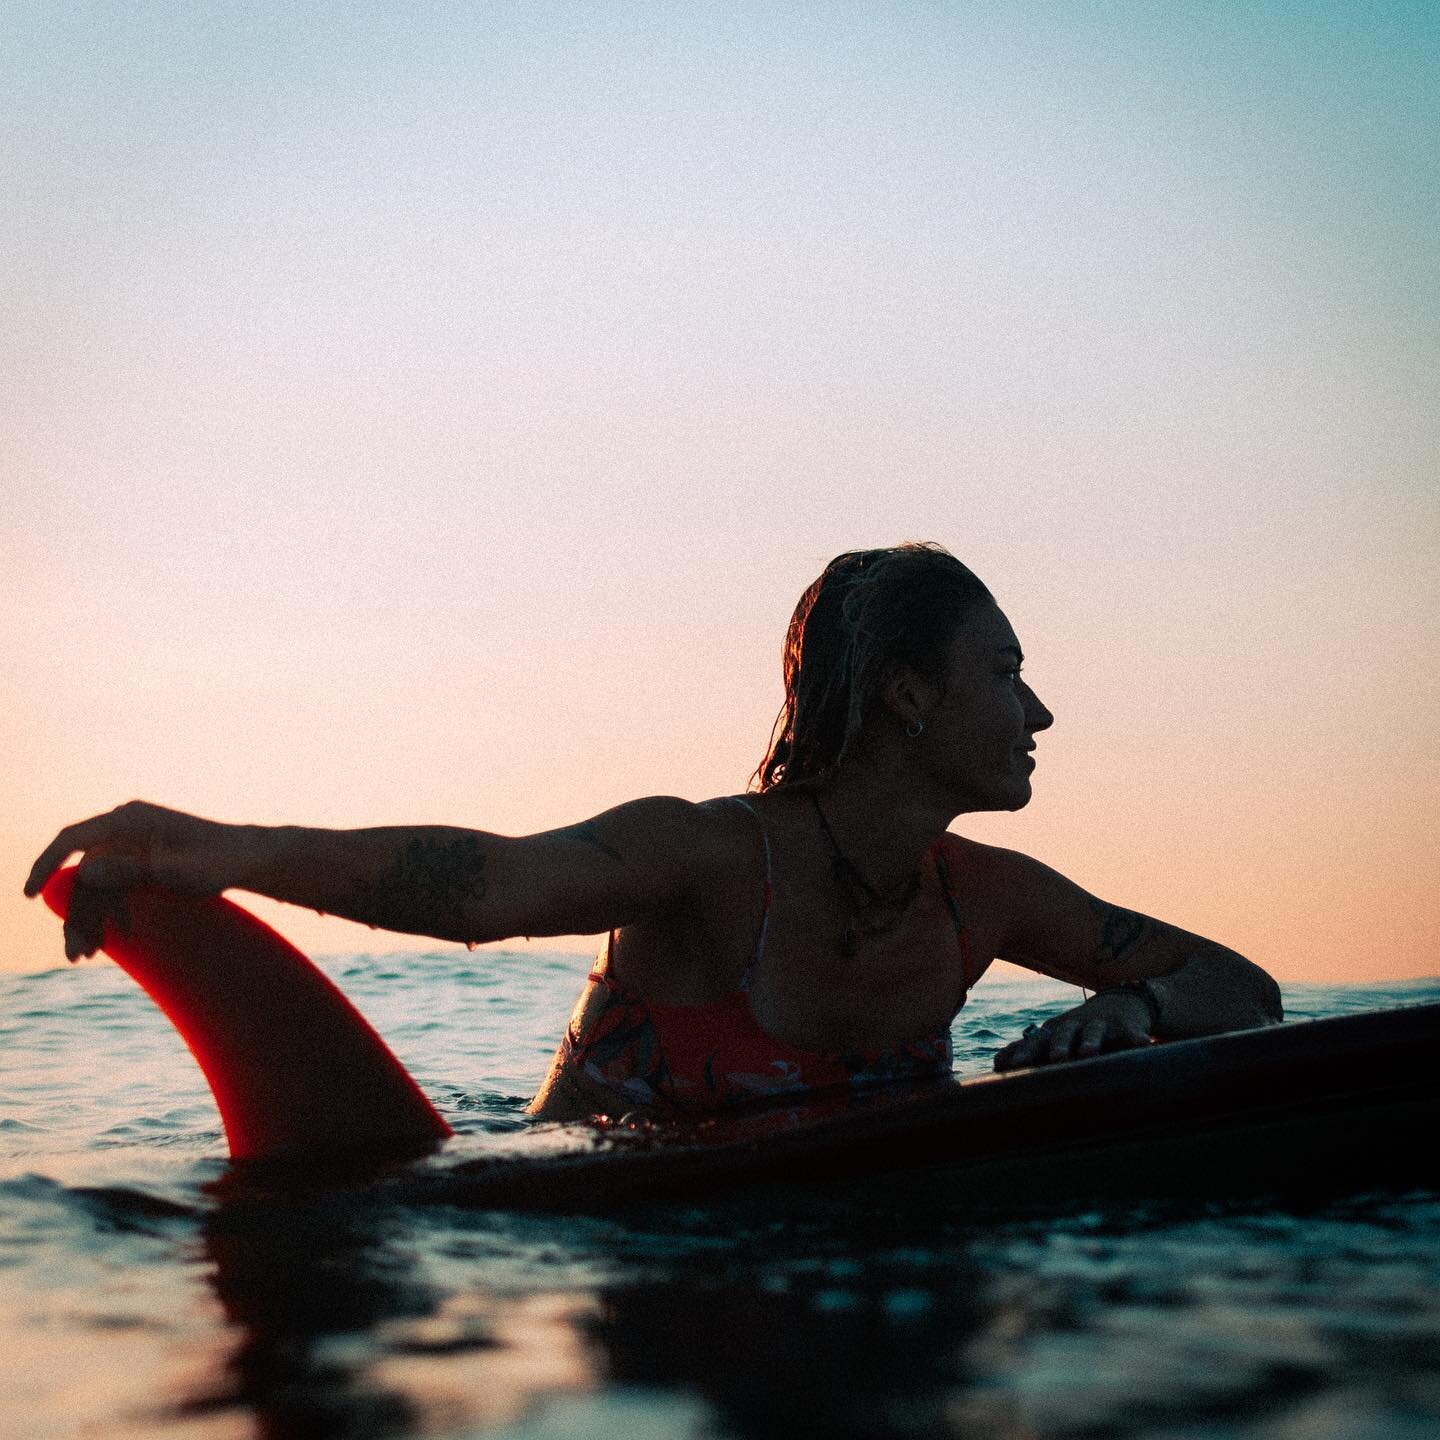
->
[1087, 896, 1157, 968]
[371, 834, 487, 934]
[554, 821, 625, 865]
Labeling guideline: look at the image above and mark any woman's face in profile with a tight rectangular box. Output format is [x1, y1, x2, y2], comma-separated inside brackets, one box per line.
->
[926, 602, 1054, 813]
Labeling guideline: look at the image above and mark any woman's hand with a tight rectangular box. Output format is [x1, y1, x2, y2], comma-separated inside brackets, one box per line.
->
[993, 989, 1154, 1072]
[25, 801, 259, 961]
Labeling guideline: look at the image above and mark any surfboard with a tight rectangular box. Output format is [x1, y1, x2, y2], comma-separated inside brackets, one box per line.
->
[400, 1000, 1439, 1217]
[42, 866, 1439, 1215]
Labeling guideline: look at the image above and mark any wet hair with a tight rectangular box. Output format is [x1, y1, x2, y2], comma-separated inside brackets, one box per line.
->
[754, 543, 993, 791]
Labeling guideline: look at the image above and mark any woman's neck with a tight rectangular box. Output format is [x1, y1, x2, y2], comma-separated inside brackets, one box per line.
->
[804, 765, 955, 895]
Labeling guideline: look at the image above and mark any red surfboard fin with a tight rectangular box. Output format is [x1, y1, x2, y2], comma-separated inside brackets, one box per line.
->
[42, 866, 453, 1162]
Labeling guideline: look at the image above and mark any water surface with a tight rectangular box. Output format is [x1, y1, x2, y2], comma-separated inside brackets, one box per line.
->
[3, 953, 1438, 1439]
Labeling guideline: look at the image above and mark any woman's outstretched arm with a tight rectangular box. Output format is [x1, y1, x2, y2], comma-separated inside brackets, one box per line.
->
[26, 797, 722, 959]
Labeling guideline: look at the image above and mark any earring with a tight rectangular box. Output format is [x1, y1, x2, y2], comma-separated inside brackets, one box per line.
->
[905, 718, 924, 738]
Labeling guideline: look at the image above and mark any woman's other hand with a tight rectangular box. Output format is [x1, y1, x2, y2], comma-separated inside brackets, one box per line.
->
[25, 801, 257, 961]
[993, 989, 1154, 1072]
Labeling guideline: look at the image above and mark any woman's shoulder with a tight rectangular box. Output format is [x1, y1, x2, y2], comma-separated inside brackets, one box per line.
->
[574, 794, 755, 865]
[599, 793, 769, 904]
[692, 792, 773, 845]
[932, 832, 1036, 933]
[936, 834, 1066, 895]
[934, 830, 1016, 875]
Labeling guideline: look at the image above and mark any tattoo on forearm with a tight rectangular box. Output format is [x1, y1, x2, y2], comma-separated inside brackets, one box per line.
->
[371, 834, 488, 935]
[1087, 896, 1155, 968]
[554, 821, 625, 865]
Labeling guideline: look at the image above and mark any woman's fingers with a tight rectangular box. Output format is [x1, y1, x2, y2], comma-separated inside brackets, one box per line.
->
[1105, 1022, 1151, 1052]
[59, 862, 145, 961]
[27, 805, 160, 959]
[992, 1029, 1032, 1071]
[994, 1007, 1154, 1071]
[994, 1026, 1052, 1071]
[25, 805, 148, 898]
[62, 883, 103, 961]
[26, 817, 104, 897]
[1046, 1021, 1082, 1063]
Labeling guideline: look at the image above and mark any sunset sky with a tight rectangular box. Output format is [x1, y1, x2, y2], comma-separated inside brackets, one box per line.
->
[5, 2, 1436, 981]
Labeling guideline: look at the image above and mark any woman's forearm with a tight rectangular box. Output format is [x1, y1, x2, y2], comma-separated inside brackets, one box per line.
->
[29, 795, 684, 959]
[1139, 948, 1284, 1038]
[238, 824, 504, 943]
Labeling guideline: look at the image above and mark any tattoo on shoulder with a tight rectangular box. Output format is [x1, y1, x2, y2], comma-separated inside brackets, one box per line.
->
[1087, 896, 1156, 968]
[373, 834, 487, 934]
[554, 821, 625, 865]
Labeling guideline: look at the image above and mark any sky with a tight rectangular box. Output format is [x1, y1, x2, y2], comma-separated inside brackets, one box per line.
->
[4, 1, 1437, 981]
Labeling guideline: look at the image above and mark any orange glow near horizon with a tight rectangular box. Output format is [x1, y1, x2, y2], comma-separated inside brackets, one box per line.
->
[5, 4, 1437, 985]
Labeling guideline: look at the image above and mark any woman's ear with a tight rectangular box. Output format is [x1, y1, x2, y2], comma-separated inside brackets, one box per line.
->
[881, 665, 938, 733]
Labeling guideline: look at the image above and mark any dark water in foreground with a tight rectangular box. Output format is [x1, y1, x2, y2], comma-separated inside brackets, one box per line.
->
[3, 953, 1438, 1440]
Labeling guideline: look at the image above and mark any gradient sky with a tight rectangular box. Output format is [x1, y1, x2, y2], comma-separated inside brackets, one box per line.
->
[5, 2, 1437, 980]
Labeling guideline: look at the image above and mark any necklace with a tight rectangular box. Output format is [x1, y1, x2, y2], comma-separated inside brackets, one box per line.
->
[808, 790, 923, 957]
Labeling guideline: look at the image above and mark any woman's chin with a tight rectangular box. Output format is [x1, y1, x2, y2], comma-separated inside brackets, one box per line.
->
[999, 774, 1034, 811]
[952, 776, 1033, 814]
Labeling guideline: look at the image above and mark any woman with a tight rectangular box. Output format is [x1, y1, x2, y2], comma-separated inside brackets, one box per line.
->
[25, 545, 1282, 1123]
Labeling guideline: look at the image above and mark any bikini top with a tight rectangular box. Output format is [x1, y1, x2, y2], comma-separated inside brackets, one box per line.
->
[562, 797, 976, 1114]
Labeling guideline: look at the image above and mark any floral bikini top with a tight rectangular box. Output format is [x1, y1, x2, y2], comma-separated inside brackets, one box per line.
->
[562, 797, 976, 1115]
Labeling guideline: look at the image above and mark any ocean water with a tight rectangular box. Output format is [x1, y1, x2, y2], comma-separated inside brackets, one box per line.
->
[3, 950, 1438, 1440]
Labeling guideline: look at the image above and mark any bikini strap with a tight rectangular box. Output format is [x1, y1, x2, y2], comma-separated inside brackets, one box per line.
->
[932, 844, 977, 991]
[581, 929, 622, 994]
[724, 796, 772, 991]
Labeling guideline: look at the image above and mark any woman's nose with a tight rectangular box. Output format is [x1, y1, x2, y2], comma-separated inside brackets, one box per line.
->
[1024, 685, 1054, 732]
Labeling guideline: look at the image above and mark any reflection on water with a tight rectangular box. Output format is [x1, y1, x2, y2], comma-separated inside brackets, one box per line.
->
[585, 1238, 986, 1439]
[174, 1195, 605, 1440]
[123, 1183, 1440, 1440]
[179, 1186, 993, 1440]
[184, 1198, 435, 1438]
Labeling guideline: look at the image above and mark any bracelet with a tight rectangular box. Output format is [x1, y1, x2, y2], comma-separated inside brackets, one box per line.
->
[1104, 980, 1163, 1032]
